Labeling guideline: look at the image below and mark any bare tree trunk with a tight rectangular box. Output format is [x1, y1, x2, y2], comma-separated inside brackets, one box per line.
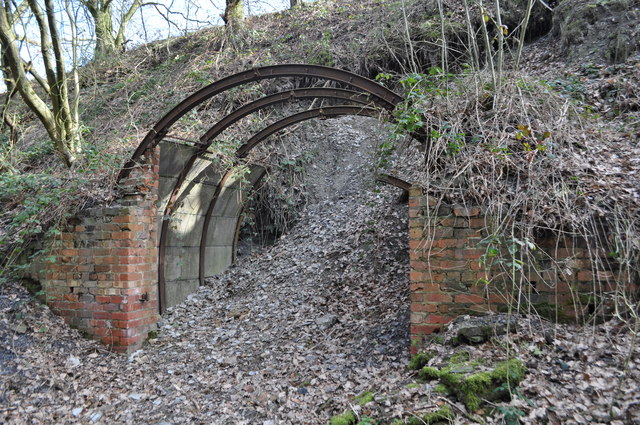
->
[222, 0, 243, 29]
[89, 3, 117, 56]
[222, 0, 244, 48]
[83, 0, 143, 57]
[290, 0, 302, 8]
[0, 0, 80, 166]
[1, 51, 19, 150]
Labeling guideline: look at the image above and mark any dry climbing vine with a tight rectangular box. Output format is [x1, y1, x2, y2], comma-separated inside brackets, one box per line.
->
[386, 68, 639, 321]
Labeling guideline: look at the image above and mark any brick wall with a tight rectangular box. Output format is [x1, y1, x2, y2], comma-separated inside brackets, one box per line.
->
[408, 186, 634, 352]
[31, 148, 159, 353]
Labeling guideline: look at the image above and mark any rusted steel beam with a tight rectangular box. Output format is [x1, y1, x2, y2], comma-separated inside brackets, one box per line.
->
[376, 173, 412, 191]
[198, 88, 381, 146]
[236, 106, 382, 157]
[118, 64, 403, 181]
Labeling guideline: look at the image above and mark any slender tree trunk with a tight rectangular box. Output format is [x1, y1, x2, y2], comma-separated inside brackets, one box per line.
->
[83, 0, 143, 57]
[223, 0, 243, 29]
[290, 0, 302, 8]
[90, 5, 117, 57]
[1, 50, 19, 150]
[0, 0, 80, 166]
[222, 0, 244, 48]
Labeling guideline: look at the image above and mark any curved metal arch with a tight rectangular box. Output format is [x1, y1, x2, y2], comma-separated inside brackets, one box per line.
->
[198, 106, 386, 288]
[134, 65, 407, 313]
[236, 105, 381, 157]
[157, 94, 387, 312]
[118, 64, 404, 181]
[163, 88, 377, 220]
[199, 88, 385, 146]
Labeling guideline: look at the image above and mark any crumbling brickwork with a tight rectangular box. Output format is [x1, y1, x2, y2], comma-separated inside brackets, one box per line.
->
[31, 148, 159, 353]
[408, 186, 634, 353]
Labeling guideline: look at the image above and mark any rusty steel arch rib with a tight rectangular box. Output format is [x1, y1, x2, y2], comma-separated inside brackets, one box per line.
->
[118, 64, 403, 182]
[162, 88, 378, 220]
[122, 65, 406, 313]
[198, 106, 384, 288]
[236, 106, 381, 157]
[157, 90, 389, 312]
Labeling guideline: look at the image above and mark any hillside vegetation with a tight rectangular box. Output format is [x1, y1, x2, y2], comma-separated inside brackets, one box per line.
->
[0, 0, 638, 263]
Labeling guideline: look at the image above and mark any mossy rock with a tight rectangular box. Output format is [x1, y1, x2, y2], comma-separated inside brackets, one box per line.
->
[419, 358, 526, 412]
[445, 314, 518, 345]
[434, 384, 449, 395]
[419, 366, 441, 381]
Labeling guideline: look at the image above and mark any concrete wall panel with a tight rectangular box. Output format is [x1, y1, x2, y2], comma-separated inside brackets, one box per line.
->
[204, 246, 234, 276]
[164, 246, 200, 281]
[159, 143, 265, 307]
[165, 278, 200, 309]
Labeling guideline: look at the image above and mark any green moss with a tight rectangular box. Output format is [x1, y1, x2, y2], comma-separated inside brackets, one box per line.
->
[327, 392, 375, 425]
[328, 410, 356, 425]
[403, 405, 456, 425]
[419, 359, 526, 412]
[448, 350, 470, 364]
[457, 371, 492, 411]
[434, 384, 449, 394]
[432, 335, 445, 345]
[419, 367, 441, 380]
[456, 359, 526, 411]
[354, 391, 374, 406]
[408, 351, 435, 370]
[405, 382, 421, 389]
[436, 368, 463, 391]
[423, 405, 455, 423]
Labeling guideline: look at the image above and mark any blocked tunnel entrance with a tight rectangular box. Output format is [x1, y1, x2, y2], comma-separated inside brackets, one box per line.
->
[119, 65, 416, 312]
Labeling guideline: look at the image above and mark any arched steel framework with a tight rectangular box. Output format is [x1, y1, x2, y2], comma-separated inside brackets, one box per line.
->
[120, 65, 409, 313]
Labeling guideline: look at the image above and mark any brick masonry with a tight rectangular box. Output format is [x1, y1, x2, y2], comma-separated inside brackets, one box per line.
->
[23, 163, 636, 354]
[30, 148, 160, 353]
[408, 186, 636, 353]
